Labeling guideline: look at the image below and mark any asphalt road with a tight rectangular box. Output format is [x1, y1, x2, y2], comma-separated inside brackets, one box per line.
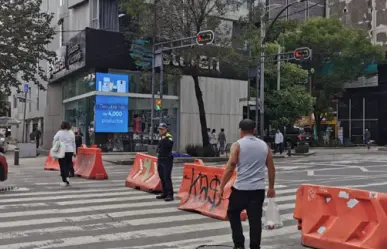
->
[0, 148, 386, 249]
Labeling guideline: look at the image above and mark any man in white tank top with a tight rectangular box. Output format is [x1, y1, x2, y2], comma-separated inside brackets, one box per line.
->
[220, 119, 276, 249]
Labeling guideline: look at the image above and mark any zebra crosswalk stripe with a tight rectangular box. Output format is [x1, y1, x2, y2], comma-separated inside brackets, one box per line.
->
[0, 165, 300, 249]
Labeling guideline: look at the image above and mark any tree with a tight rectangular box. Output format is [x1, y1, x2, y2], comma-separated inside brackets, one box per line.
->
[0, 0, 56, 94]
[258, 43, 315, 129]
[282, 17, 384, 137]
[0, 91, 10, 117]
[119, 0, 244, 147]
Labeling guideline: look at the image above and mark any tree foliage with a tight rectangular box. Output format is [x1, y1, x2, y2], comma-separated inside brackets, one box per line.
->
[282, 17, 384, 132]
[0, 0, 56, 94]
[119, 0, 245, 147]
[259, 43, 315, 129]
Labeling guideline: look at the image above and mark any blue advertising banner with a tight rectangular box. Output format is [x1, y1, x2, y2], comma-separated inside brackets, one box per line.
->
[96, 73, 129, 93]
[95, 96, 128, 133]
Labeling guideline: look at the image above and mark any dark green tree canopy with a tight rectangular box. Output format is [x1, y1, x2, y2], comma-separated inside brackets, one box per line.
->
[280, 17, 384, 127]
[0, 0, 56, 94]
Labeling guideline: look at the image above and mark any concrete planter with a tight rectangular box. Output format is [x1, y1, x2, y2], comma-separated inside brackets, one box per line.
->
[295, 144, 310, 154]
[17, 143, 37, 158]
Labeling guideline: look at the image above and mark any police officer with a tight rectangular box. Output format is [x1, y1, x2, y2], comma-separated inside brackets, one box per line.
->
[156, 123, 174, 201]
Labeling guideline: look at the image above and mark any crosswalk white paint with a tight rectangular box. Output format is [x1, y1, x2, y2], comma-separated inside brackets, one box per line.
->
[1, 162, 385, 249]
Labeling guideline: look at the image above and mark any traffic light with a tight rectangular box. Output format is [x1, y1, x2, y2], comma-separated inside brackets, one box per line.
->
[155, 99, 162, 111]
[294, 47, 311, 60]
[196, 30, 215, 46]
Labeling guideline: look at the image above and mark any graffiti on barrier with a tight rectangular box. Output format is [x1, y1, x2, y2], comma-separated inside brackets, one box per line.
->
[182, 167, 222, 209]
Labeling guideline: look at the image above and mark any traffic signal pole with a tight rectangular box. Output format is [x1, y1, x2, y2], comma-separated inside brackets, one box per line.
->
[150, 31, 214, 134]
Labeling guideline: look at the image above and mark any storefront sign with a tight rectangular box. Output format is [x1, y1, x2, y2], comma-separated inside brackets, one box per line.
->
[95, 96, 128, 133]
[48, 31, 86, 82]
[162, 53, 220, 71]
[96, 73, 129, 93]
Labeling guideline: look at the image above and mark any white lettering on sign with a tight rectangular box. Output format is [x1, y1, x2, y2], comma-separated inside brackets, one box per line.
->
[162, 53, 220, 71]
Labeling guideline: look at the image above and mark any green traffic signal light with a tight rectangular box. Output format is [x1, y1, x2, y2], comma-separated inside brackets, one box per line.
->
[155, 99, 162, 111]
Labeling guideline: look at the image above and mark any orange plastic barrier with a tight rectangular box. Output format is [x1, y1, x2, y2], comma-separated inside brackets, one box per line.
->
[178, 163, 246, 221]
[177, 158, 207, 198]
[44, 145, 86, 171]
[74, 147, 108, 180]
[294, 184, 387, 249]
[44, 152, 60, 171]
[193, 159, 204, 165]
[125, 153, 162, 192]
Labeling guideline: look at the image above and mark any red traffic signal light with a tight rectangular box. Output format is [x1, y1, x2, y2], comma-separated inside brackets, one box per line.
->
[196, 30, 215, 46]
[294, 47, 311, 60]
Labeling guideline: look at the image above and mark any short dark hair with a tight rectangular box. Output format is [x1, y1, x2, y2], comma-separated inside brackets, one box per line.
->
[221, 128, 224, 132]
[239, 119, 255, 133]
[60, 121, 71, 130]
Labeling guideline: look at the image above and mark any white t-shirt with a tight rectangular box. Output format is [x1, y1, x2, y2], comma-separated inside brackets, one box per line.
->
[275, 132, 284, 144]
[53, 130, 76, 153]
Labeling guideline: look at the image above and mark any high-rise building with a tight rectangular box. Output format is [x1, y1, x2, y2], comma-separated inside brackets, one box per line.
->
[267, 0, 326, 21]
[327, 0, 387, 50]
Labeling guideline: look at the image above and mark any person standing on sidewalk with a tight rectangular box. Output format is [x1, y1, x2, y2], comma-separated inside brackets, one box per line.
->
[156, 123, 174, 201]
[53, 121, 76, 186]
[274, 129, 283, 155]
[219, 119, 276, 249]
[218, 128, 226, 155]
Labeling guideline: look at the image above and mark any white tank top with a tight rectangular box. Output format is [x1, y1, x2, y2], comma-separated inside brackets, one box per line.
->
[233, 135, 268, 190]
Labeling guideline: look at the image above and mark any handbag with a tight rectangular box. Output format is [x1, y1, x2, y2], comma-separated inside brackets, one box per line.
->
[50, 140, 65, 159]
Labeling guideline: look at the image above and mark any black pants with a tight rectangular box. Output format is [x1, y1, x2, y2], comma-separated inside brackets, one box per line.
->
[36, 138, 40, 148]
[157, 158, 174, 197]
[227, 187, 265, 249]
[274, 143, 283, 154]
[58, 152, 73, 182]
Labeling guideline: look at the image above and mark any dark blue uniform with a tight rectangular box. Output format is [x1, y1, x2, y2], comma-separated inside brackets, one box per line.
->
[157, 132, 174, 200]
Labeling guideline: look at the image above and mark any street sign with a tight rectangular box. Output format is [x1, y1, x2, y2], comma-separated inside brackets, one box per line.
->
[196, 30, 215, 46]
[23, 83, 29, 93]
[294, 47, 312, 60]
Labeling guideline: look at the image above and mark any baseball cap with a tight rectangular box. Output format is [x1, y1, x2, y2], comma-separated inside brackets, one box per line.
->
[158, 123, 168, 129]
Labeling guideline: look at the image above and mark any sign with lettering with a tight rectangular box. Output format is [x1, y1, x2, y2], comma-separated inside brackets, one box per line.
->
[94, 95, 128, 133]
[48, 31, 86, 82]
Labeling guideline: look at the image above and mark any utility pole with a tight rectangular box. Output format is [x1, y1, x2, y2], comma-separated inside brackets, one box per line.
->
[21, 84, 29, 143]
[277, 45, 281, 90]
[159, 54, 164, 122]
[246, 0, 253, 119]
[150, 0, 158, 145]
[259, 21, 265, 139]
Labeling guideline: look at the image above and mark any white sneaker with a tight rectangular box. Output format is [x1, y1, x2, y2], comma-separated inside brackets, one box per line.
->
[60, 182, 68, 187]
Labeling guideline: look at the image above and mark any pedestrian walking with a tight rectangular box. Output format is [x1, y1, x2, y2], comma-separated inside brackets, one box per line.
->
[220, 119, 276, 249]
[75, 131, 82, 153]
[274, 129, 284, 155]
[52, 121, 76, 186]
[218, 128, 226, 155]
[364, 129, 371, 150]
[210, 129, 218, 154]
[156, 123, 174, 201]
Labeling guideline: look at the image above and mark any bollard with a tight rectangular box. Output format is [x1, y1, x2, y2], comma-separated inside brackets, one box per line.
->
[14, 147, 19, 166]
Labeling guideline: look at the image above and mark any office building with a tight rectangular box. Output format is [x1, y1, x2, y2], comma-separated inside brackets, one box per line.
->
[40, 0, 250, 152]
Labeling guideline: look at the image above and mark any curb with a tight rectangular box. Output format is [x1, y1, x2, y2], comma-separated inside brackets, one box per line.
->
[292, 151, 316, 157]
[105, 156, 230, 165]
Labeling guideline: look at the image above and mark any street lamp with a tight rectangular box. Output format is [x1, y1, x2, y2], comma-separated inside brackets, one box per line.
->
[255, 0, 306, 139]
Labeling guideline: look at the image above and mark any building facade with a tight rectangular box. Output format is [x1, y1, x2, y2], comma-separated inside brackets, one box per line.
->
[40, 0, 249, 152]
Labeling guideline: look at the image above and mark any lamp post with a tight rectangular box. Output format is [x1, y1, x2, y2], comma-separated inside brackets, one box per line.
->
[255, 0, 307, 138]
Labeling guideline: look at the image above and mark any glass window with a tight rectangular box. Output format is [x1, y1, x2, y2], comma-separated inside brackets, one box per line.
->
[62, 69, 95, 100]
[350, 96, 363, 120]
[93, 97, 179, 152]
[64, 96, 94, 146]
[108, 69, 179, 95]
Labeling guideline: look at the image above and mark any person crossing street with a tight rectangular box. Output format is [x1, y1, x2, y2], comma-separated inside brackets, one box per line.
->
[220, 119, 276, 249]
[156, 123, 174, 201]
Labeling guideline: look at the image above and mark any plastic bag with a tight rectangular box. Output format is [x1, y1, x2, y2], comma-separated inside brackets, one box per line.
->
[50, 141, 65, 160]
[263, 198, 283, 230]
